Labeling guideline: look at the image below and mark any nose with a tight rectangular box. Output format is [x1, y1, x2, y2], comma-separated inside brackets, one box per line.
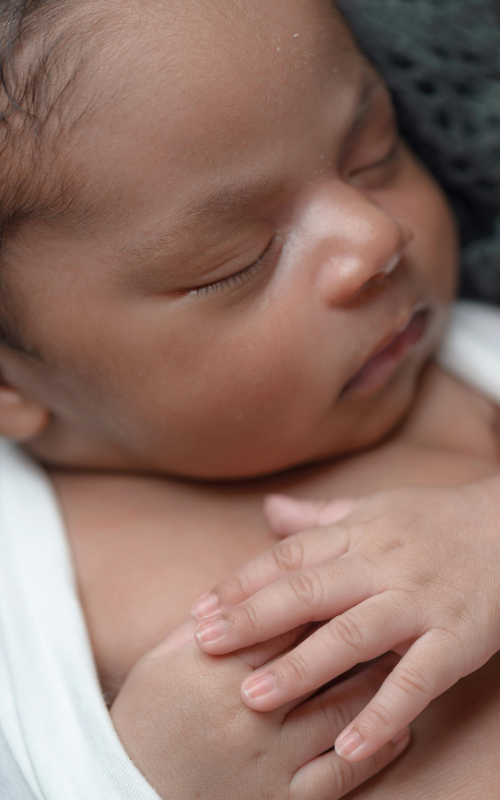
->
[311, 184, 414, 306]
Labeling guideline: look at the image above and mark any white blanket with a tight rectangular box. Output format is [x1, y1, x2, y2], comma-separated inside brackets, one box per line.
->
[0, 300, 498, 799]
[438, 302, 500, 405]
[0, 442, 160, 799]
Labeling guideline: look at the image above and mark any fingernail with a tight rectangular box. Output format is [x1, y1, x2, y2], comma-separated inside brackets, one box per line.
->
[335, 730, 363, 759]
[195, 617, 227, 644]
[191, 592, 219, 620]
[391, 729, 410, 748]
[242, 673, 276, 700]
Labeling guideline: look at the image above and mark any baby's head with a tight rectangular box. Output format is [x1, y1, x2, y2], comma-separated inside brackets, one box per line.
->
[0, 0, 458, 479]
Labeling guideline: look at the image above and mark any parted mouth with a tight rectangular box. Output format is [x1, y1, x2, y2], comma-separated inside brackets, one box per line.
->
[342, 306, 430, 395]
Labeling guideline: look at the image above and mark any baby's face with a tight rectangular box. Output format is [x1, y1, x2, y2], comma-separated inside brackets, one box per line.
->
[4, 0, 457, 478]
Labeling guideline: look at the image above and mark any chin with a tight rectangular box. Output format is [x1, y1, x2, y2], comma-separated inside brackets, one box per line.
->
[320, 356, 430, 463]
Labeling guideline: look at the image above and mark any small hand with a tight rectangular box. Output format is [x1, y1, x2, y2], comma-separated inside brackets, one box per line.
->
[111, 628, 409, 799]
[192, 479, 500, 761]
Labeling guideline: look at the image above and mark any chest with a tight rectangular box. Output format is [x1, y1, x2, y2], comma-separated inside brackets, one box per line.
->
[54, 368, 500, 700]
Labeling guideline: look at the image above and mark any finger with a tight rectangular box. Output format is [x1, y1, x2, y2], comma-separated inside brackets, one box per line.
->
[291, 728, 409, 800]
[264, 494, 357, 538]
[238, 624, 314, 669]
[334, 629, 462, 761]
[240, 594, 416, 711]
[147, 622, 311, 667]
[238, 624, 324, 719]
[192, 510, 360, 625]
[284, 655, 400, 766]
[195, 554, 373, 654]
[191, 526, 351, 622]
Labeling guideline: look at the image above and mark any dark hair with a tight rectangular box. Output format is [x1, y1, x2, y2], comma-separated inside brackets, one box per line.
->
[0, 0, 85, 353]
[0, 1, 62, 230]
[0, 1, 34, 113]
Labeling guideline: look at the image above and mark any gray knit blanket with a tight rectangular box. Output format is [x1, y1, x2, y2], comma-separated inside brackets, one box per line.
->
[336, 0, 500, 302]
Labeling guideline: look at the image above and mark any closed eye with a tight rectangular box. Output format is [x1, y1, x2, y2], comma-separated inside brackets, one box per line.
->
[351, 138, 400, 177]
[189, 237, 278, 299]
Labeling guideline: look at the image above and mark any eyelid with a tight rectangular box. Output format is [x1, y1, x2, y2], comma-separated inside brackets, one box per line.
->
[341, 82, 398, 163]
[349, 136, 400, 178]
[341, 78, 393, 156]
[188, 237, 277, 299]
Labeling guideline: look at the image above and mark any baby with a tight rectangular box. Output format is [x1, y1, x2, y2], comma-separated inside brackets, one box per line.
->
[2, 0, 500, 798]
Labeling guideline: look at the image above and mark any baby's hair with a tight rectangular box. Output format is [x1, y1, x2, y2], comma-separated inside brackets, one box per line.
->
[0, 1, 70, 233]
[0, 0, 98, 353]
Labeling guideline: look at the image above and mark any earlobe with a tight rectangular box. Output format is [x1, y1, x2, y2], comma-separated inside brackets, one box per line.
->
[0, 386, 50, 442]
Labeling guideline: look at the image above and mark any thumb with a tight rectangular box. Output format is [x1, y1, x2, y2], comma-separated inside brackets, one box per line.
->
[264, 494, 357, 537]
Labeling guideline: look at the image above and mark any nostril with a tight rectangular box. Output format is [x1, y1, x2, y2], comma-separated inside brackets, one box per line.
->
[381, 252, 401, 278]
[359, 270, 391, 297]
[350, 251, 403, 303]
[318, 207, 412, 307]
[364, 252, 401, 290]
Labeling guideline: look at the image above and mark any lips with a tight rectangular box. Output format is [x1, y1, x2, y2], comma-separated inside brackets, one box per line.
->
[342, 307, 430, 395]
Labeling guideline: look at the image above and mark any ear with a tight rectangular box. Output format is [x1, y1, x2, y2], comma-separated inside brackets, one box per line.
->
[0, 383, 50, 442]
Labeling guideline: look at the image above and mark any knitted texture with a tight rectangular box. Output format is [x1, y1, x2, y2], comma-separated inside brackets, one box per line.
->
[336, 0, 500, 301]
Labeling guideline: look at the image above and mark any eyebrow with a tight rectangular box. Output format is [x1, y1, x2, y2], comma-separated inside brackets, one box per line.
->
[185, 180, 287, 221]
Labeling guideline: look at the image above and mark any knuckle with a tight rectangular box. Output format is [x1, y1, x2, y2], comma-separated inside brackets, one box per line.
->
[288, 569, 324, 613]
[362, 704, 394, 736]
[330, 613, 366, 653]
[446, 597, 472, 628]
[277, 650, 311, 685]
[234, 601, 262, 636]
[392, 663, 430, 701]
[320, 696, 353, 733]
[326, 758, 356, 797]
[411, 568, 438, 591]
[272, 537, 305, 574]
[364, 529, 403, 558]
[218, 571, 254, 606]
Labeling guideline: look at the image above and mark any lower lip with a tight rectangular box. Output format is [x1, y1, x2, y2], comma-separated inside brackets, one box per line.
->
[343, 308, 429, 395]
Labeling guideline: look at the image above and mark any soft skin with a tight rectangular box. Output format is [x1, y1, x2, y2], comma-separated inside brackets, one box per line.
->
[61, 364, 500, 800]
[0, 0, 456, 479]
[195, 480, 500, 761]
[111, 641, 409, 800]
[0, 1, 495, 798]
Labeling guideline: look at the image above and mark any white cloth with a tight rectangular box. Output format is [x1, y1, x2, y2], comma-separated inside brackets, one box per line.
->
[0, 300, 498, 799]
[438, 301, 500, 405]
[0, 441, 160, 800]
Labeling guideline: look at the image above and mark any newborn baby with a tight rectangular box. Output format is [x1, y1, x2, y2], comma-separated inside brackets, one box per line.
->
[1, 0, 500, 798]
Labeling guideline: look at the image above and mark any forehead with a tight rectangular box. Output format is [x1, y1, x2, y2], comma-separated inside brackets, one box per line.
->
[61, 0, 364, 235]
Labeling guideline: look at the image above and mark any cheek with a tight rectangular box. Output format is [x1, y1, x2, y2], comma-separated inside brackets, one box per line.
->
[382, 161, 459, 302]
[133, 297, 329, 460]
[172, 311, 314, 424]
[116, 308, 322, 476]
[416, 188, 458, 300]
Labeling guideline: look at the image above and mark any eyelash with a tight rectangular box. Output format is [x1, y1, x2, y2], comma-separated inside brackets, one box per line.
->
[190, 238, 277, 299]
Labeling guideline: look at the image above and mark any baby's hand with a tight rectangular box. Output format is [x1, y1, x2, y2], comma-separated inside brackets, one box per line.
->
[111, 623, 408, 799]
[192, 480, 500, 762]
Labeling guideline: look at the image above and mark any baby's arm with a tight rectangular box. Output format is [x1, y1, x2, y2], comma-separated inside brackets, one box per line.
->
[192, 472, 500, 763]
